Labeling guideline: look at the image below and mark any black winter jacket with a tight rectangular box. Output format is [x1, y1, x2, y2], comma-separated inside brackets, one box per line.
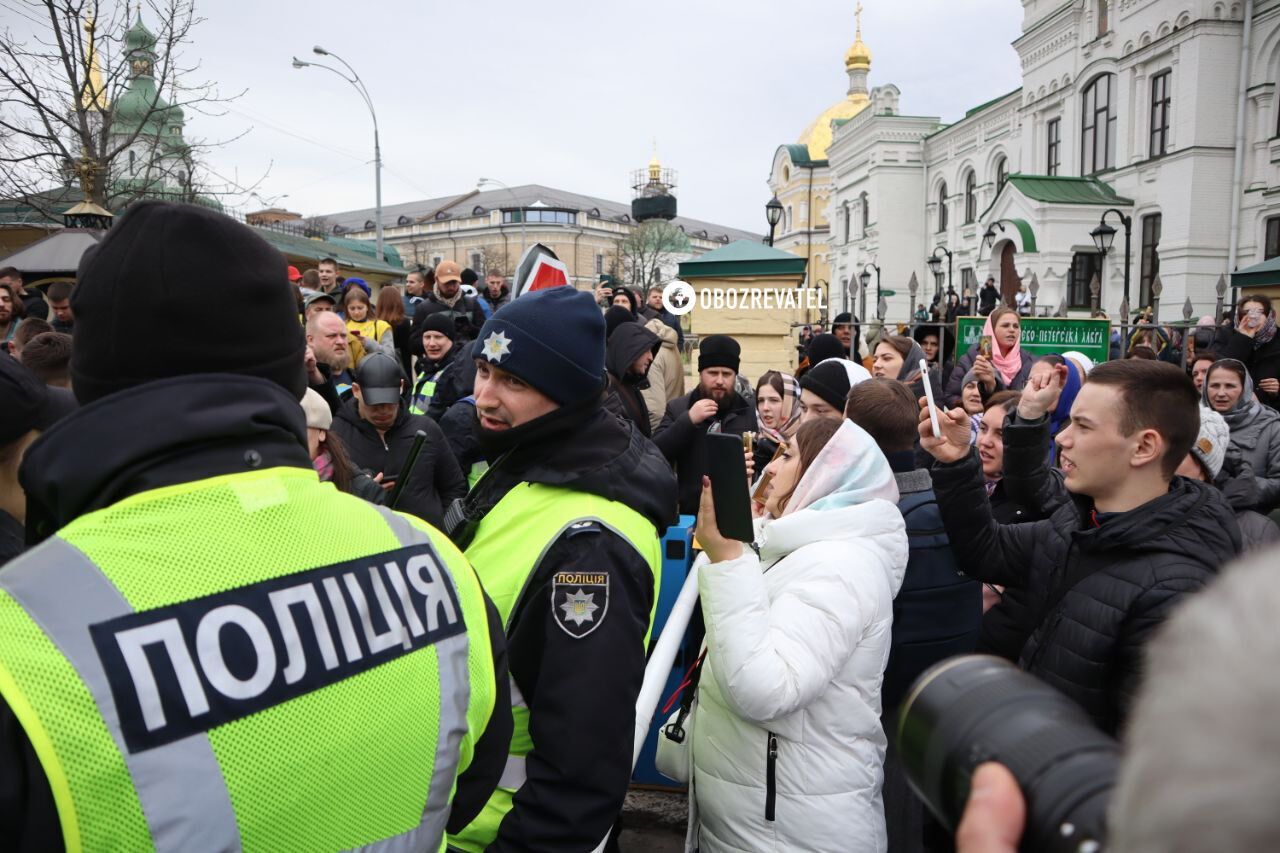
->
[604, 322, 660, 438]
[0, 375, 510, 851]
[1222, 327, 1280, 410]
[408, 292, 487, 357]
[931, 448, 1241, 734]
[653, 388, 757, 516]
[975, 481, 1038, 662]
[456, 405, 677, 851]
[330, 400, 466, 527]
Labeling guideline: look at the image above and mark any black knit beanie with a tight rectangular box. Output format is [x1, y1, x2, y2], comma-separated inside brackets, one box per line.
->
[801, 359, 854, 411]
[698, 334, 740, 373]
[71, 201, 306, 403]
[420, 312, 456, 337]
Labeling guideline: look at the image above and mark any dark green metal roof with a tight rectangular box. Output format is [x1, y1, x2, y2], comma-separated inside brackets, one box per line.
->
[779, 144, 827, 168]
[965, 88, 1021, 118]
[1233, 255, 1280, 289]
[253, 227, 405, 275]
[678, 240, 807, 279]
[1005, 174, 1132, 206]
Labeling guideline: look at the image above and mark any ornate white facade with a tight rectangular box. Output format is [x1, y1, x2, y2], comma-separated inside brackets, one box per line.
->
[825, 0, 1280, 323]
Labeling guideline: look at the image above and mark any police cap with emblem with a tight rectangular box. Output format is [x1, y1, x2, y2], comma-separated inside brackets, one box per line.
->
[471, 286, 605, 406]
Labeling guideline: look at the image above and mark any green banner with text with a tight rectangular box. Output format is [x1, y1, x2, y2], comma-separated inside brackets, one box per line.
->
[954, 317, 1111, 364]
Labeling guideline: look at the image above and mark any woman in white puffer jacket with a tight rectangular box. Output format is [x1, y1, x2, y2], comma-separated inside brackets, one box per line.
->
[688, 417, 909, 852]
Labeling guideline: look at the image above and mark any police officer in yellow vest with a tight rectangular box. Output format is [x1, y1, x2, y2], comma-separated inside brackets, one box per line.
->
[443, 286, 677, 851]
[0, 201, 513, 852]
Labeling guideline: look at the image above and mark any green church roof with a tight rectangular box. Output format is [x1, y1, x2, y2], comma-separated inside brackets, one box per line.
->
[678, 239, 808, 279]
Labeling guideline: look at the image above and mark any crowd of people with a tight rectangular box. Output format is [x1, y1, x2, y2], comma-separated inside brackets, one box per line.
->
[2, 199, 1279, 852]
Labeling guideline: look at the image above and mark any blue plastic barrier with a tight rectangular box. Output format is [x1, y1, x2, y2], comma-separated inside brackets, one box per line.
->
[632, 515, 696, 788]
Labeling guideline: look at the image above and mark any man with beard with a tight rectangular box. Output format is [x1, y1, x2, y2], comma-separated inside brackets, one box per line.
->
[305, 310, 354, 412]
[654, 334, 756, 515]
[0, 268, 46, 322]
[409, 260, 487, 359]
[445, 286, 677, 852]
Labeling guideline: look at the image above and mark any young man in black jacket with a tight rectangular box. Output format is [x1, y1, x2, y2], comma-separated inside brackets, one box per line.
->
[331, 353, 467, 527]
[408, 260, 487, 358]
[920, 359, 1241, 735]
[653, 335, 755, 515]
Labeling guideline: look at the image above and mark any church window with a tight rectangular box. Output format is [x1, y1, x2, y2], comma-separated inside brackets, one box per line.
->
[963, 171, 977, 224]
[1139, 213, 1162, 307]
[1047, 119, 1061, 176]
[995, 157, 1009, 194]
[1264, 217, 1280, 260]
[860, 192, 870, 236]
[842, 202, 851, 243]
[1097, 0, 1108, 36]
[1081, 74, 1117, 174]
[936, 182, 948, 233]
[1150, 71, 1171, 157]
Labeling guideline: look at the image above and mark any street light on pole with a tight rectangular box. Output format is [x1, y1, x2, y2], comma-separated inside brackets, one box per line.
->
[1090, 208, 1133, 319]
[765, 196, 783, 247]
[926, 246, 953, 304]
[478, 177, 525, 265]
[293, 48, 384, 261]
[859, 261, 881, 321]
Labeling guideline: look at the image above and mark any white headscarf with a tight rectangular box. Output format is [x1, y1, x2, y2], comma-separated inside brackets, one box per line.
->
[783, 420, 899, 516]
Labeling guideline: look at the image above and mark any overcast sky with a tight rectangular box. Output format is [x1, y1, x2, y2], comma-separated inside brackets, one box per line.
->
[25, 0, 1026, 232]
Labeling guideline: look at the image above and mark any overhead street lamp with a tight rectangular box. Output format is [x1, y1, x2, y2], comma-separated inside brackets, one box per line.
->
[478, 177, 526, 266]
[765, 196, 783, 247]
[1090, 208, 1133, 318]
[293, 46, 384, 261]
[926, 245, 953, 304]
[859, 261, 881, 321]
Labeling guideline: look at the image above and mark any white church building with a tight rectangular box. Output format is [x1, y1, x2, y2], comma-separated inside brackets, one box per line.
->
[822, 0, 1279, 323]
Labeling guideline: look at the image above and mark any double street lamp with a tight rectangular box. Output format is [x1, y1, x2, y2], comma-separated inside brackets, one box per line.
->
[926, 246, 953, 304]
[1090, 209, 1133, 317]
[765, 196, 783, 247]
[293, 46, 384, 260]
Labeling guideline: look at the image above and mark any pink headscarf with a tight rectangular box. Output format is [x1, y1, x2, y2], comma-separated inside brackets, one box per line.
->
[981, 309, 1023, 387]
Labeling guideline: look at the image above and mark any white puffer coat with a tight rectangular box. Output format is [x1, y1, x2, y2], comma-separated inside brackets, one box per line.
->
[688, 422, 909, 852]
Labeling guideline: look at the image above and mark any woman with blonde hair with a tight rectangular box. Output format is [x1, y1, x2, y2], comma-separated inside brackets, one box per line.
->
[342, 286, 393, 369]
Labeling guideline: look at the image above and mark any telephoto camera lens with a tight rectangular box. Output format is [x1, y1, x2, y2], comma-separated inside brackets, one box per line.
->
[896, 655, 1119, 853]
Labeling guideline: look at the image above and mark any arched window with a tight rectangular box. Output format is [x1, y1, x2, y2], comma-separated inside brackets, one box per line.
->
[1081, 74, 1117, 174]
[936, 182, 948, 233]
[129, 150, 136, 173]
[995, 156, 1009, 195]
[860, 192, 870, 236]
[842, 201, 851, 243]
[963, 171, 977, 224]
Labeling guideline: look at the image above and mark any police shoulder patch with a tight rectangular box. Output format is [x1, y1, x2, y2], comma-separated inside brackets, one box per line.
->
[551, 570, 609, 638]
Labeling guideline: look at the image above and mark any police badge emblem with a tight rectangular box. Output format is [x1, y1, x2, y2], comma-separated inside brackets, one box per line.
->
[551, 571, 609, 638]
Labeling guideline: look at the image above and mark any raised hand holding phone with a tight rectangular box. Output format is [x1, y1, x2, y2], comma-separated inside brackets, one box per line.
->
[918, 396, 972, 464]
[920, 359, 942, 439]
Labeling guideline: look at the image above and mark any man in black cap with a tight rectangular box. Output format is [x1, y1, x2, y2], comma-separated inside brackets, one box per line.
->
[0, 358, 75, 564]
[331, 352, 466, 527]
[0, 201, 510, 852]
[654, 333, 756, 515]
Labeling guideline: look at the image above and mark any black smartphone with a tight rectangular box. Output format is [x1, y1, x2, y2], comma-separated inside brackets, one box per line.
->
[705, 433, 755, 542]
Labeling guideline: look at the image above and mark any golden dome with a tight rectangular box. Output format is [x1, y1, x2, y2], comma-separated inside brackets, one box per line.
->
[845, 37, 871, 69]
[797, 93, 870, 161]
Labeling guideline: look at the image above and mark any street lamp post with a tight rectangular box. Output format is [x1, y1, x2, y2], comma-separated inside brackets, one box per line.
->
[293, 47, 383, 261]
[1090, 208, 1133, 321]
[859, 262, 881, 321]
[478, 177, 526, 266]
[765, 196, 783, 247]
[926, 246, 953, 304]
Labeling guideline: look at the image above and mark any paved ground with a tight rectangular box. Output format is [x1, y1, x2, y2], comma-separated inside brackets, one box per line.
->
[618, 789, 688, 852]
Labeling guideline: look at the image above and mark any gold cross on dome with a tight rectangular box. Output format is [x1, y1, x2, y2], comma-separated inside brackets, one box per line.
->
[856, 2, 863, 37]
